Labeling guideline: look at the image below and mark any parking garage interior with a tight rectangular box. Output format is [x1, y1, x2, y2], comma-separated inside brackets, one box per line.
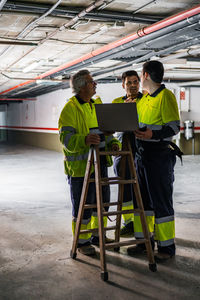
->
[0, 1, 200, 299]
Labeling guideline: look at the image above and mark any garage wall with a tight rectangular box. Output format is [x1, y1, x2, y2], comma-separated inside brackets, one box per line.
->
[0, 105, 7, 142]
[1, 83, 199, 154]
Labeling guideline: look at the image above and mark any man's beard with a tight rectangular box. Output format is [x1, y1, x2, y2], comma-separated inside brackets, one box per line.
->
[129, 89, 138, 98]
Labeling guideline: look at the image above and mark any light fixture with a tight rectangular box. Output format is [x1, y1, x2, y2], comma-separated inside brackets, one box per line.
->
[23, 59, 46, 73]
[112, 21, 125, 29]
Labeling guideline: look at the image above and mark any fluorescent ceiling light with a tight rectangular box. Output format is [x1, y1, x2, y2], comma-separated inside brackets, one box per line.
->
[92, 59, 122, 68]
[23, 59, 46, 73]
[36, 79, 59, 85]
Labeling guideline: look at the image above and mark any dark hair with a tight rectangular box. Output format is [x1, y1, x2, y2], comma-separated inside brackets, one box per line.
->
[122, 70, 140, 83]
[142, 61, 164, 83]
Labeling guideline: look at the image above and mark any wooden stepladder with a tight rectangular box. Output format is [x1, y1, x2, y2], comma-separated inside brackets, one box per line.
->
[70, 134, 157, 281]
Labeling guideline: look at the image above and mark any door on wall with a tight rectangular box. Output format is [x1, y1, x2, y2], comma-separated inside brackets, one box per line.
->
[0, 111, 7, 142]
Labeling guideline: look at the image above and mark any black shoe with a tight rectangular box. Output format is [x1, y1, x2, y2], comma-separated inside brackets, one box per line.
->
[127, 243, 146, 255]
[78, 245, 96, 256]
[91, 235, 115, 246]
[120, 221, 134, 237]
[127, 238, 155, 256]
[154, 252, 175, 263]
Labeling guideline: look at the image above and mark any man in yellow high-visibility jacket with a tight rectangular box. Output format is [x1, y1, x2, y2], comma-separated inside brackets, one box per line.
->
[127, 61, 181, 261]
[112, 70, 142, 237]
[58, 70, 120, 256]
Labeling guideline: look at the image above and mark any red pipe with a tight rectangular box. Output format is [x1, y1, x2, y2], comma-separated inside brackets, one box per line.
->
[0, 98, 36, 101]
[0, 4, 199, 96]
[0, 125, 58, 131]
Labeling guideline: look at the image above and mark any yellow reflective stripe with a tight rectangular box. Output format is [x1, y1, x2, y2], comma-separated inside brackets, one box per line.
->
[65, 152, 89, 161]
[122, 202, 134, 223]
[155, 220, 175, 243]
[139, 122, 162, 130]
[64, 132, 74, 148]
[91, 215, 98, 229]
[134, 213, 155, 238]
[146, 215, 155, 233]
[103, 216, 107, 228]
[60, 126, 76, 134]
[168, 120, 180, 134]
[72, 220, 92, 241]
[91, 214, 108, 229]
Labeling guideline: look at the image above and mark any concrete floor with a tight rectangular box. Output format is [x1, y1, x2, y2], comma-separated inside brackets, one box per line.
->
[0, 143, 200, 300]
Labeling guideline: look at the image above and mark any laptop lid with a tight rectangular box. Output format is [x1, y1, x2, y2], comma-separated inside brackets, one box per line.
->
[95, 102, 139, 132]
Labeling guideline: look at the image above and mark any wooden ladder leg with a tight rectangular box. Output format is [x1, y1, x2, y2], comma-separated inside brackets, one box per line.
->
[125, 136, 157, 272]
[70, 147, 94, 259]
[114, 153, 126, 251]
[93, 146, 108, 281]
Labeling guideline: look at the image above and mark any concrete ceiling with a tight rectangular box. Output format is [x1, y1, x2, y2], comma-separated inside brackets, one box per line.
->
[0, 0, 199, 99]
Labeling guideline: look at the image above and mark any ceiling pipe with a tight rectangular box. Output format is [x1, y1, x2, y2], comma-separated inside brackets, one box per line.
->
[46, 14, 198, 80]
[0, 97, 36, 101]
[51, 12, 200, 77]
[19, 0, 63, 38]
[0, 40, 38, 46]
[132, 0, 156, 14]
[86, 21, 200, 78]
[58, 0, 117, 31]
[2, 2, 162, 24]
[0, 1, 111, 69]
[38, 9, 200, 78]
[0, 4, 200, 96]
[0, 0, 62, 58]
[0, 0, 7, 11]
[92, 35, 200, 80]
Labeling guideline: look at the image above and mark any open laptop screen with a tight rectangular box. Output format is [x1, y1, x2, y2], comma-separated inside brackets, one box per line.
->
[95, 102, 139, 132]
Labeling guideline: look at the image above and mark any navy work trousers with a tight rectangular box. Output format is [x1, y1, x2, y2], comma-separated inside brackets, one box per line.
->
[135, 142, 176, 255]
[68, 163, 110, 222]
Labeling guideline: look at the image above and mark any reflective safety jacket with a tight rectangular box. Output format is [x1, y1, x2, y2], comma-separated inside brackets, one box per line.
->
[112, 92, 143, 104]
[136, 85, 180, 142]
[58, 95, 121, 177]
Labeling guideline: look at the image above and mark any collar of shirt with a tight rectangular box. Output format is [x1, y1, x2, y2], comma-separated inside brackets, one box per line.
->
[122, 92, 143, 100]
[75, 94, 94, 104]
[149, 84, 165, 97]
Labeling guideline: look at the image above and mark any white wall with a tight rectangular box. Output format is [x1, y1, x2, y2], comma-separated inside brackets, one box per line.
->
[96, 82, 124, 103]
[1, 83, 200, 134]
[178, 87, 200, 132]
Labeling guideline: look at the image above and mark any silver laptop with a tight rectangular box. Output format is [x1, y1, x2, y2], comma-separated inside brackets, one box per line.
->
[95, 102, 139, 132]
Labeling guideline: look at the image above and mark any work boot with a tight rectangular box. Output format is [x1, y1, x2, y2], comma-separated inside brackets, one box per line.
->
[127, 243, 147, 255]
[120, 221, 134, 237]
[154, 252, 174, 262]
[127, 238, 155, 256]
[154, 245, 175, 262]
[91, 235, 115, 246]
[78, 245, 96, 256]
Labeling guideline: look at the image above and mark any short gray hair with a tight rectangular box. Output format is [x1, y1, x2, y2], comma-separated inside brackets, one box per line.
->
[70, 69, 90, 94]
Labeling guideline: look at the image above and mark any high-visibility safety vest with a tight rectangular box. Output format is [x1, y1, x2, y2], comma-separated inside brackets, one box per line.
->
[58, 95, 121, 177]
[136, 85, 180, 142]
[112, 92, 143, 104]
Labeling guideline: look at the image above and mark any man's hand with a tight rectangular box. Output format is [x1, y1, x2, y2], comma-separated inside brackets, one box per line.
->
[111, 144, 120, 151]
[124, 97, 136, 103]
[85, 133, 100, 146]
[134, 128, 153, 140]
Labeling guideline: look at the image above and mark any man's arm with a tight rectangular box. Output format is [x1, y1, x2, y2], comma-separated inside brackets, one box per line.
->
[135, 91, 180, 140]
[58, 105, 89, 153]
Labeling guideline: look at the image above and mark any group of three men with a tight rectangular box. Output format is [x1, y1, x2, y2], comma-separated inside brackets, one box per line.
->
[58, 60, 180, 261]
